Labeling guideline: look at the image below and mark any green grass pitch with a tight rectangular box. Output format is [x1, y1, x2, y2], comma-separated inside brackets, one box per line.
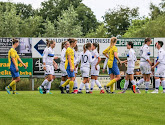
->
[1, 90, 165, 125]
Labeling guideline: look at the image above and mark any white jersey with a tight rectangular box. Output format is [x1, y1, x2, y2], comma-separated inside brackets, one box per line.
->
[74, 50, 78, 64]
[91, 49, 99, 67]
[60, 48, 66, 65]
[140, 44, 150, 62]
[77, 50, 95, 68]
[157, 48, 165, 66]
[43, 47, 55, 65]
[127, 48, 136, 68]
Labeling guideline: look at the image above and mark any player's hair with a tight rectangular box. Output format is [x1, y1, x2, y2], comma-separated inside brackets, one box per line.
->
[68, 38, 77, 44]
[83, 43, 91, 52]
[145, 37, 151, 43]
[49, 40, 55, 45]
[74, 45, 78, 51]
[12, 38, 19, 45]
[158, 41, 164, 47]
[127, 42, 134, 48]
[46, 39, 50, 47]
[61, 41, 68, 50]
[92, 43, 100, 53]
[110, 37, 117, 48]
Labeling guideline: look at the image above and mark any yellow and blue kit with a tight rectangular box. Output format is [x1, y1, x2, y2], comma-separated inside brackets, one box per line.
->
[103, 46, 120, 75]
[8, 48, 20, 78]
[65, 47, 75, 77]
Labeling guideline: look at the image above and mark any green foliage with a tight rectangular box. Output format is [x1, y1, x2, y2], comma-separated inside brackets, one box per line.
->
[85, 23, 108, 38]
[55, 5, 83, 37]
[103, 6, 139, 37]
[123, 14, 165, 38]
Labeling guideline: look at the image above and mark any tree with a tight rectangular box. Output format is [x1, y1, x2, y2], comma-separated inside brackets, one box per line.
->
[103, 6, 139, 37]
[85, 23, 108, 38]
[0, 2, 21, 37]
[55, 5, 82, 37]
[15, 3, 36, 19]
[149, 3, 162, 20]
[39, 0, 98, 35]
[75, 3, 98, 35]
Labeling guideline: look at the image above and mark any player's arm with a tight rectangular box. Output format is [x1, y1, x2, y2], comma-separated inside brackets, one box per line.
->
[53, 60, 58, 70]
[75, 54, 81, 68]
[68, 55, 73, 72]
[152, 52, 162, 70]
[43, 49, 48, 71]
[103, 47, 109, 59]
[18, 58, 27, 69]
[12, 58, 19, 72]
[89, 53, 96, 63]
[142, 48, 152, 66]
[114, 52, 122, 65]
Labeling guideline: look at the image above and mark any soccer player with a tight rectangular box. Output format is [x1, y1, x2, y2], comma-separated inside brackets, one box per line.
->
[5, 39, 27, 94]
[119, 42, 137, 93]
[102, 57, 109, 74]
[151, 41, 165, 93]
[133, 38, 152, 93]
[77, 43, 96, 93]
[60, 41, 70, 93]
[73, 45, 79, 93]
[103, 37, 122, 94]
[90, 43, 104, 94]
[38, 40, 57, 94]
[59, 38, 77, 94]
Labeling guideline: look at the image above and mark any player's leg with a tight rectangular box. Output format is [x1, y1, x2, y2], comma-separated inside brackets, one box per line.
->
[145, 74, 150, 93]
[130, 74, 136, 93]
[95, 76, 104, 94]
[161, 78, 165, 93]
[90, 75, 95, 93]
[73, 73, 78, 93]
[119, 74, 129, 93]
[85, 78, 90, 93]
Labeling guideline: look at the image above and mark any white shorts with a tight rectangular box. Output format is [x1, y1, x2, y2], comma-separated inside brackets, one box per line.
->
[45, 65, 55, 75]
[91, 65, 100, 76]
[140, 62, 151, 75]
[74, 67, 78, 74]
[80, 67, 90, 78]
[60, 63, 67, 77]
[155, 65, 165, 78]
[126, 68, 134, 75]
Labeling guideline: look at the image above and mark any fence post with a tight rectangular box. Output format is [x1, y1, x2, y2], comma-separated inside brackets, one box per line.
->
[32, 78, 34, 91]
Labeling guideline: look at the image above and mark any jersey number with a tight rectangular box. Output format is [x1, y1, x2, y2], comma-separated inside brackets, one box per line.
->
[82, 55, 88, 63]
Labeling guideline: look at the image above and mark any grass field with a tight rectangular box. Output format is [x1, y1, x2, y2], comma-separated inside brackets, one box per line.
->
[1, 90, 165, 125]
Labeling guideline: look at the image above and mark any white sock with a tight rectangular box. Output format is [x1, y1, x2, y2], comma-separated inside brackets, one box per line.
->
[66, 85, 69, 90]
[124, 80, 129, 90]
[155, 79, 160, 90]
[60, 81, 65, 86]
[136, 78, 144, 86]
[40, 79, 49, 88]
[85, 83, 89, 92]
[79, 82, 85, 92]
[161, 80, 165, 92]
[95, 80, 103, 90]
[46, 81, 52, 93]
[73, 79, 78, 90]
[131, 80, 136, 85]
[145, 81, 150, 91]
[90, 79, 95, 91]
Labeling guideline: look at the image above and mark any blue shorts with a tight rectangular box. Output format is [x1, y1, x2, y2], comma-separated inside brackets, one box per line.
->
[66, 69, 75, 78]
[10, 67, 20, 78]
[109, 66, 120, 75]
[66, 63, 75, 78]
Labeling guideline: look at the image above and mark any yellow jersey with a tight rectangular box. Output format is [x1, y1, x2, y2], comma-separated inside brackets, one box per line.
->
[8, 48, 19, 68]
[65, 47, 74, 69]
[103, 46, 118, 68]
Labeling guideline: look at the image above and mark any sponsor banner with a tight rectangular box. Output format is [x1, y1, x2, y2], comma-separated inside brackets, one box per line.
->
[154, 38, 165, 57]
[33, 58, 61, 76]
[0, 38, 32, 58]
[32, 38, 154, 58]
[76, 76, 115, 90]
[0, 58, 33, 76]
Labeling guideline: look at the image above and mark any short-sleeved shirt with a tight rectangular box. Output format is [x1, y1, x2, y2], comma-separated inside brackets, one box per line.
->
[103, 46, 118, 68]
[91, 49, 99, 67]
[65, 47, 74, 69]
[8, 48, 19, 69]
